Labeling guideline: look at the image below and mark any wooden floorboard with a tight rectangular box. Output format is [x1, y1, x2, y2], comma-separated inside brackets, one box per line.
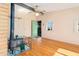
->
[18, 38, 79, 56]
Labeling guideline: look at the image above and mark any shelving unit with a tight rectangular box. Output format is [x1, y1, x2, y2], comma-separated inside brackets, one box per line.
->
[8, 37, 31, 56]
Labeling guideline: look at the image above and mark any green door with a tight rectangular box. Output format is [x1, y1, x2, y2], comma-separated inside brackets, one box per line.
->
[31, 21, 38, 38]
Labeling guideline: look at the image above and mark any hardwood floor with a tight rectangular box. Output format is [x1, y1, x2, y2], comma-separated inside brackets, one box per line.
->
[18, 38, 79, 56]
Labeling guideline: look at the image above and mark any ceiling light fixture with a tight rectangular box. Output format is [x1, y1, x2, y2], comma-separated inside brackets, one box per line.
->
[35, 12, 40, 16]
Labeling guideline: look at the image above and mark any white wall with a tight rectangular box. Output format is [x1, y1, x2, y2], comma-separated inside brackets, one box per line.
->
[14, 12, 36, 37]
[41, 7, 79, 45]
[14, 6, 42, 37]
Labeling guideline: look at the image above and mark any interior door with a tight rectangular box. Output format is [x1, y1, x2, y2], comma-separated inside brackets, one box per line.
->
[37, 21, 41, 37]
[31, 21, 38, 38]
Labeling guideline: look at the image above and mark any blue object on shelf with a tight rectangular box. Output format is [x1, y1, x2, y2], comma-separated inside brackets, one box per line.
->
[13, 50, 21, 55]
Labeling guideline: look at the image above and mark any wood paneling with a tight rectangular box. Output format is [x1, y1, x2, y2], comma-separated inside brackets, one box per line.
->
[0, 3, 10, 56]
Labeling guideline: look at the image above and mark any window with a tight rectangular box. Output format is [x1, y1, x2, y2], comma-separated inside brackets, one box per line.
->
[47, 21, 53, 31]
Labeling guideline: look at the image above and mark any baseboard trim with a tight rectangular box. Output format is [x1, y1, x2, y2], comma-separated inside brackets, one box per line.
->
[42, 37, 79, 47]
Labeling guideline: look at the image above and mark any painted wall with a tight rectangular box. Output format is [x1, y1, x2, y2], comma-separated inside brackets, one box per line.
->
[14, 12, 36, 37]
[41, 7, 79, 45]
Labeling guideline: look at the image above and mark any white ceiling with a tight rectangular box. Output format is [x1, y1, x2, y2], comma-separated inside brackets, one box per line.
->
[25, 3, 79, 12]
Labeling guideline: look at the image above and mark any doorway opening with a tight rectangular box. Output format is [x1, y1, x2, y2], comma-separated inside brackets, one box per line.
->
[31, 20, 42, 38]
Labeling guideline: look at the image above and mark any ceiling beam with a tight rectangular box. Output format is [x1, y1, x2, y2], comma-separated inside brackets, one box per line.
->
[14, 3, 44, 15]
[15, 3, 35, 12]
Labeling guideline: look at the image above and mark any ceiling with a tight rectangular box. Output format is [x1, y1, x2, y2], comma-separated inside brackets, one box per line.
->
[15, 3, 79, 16]
[25, 3, 79, 12]
[15, 4, 32, 15]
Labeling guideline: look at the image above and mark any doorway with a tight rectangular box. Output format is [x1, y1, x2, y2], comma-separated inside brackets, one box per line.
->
[31, 20, 42, 38]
